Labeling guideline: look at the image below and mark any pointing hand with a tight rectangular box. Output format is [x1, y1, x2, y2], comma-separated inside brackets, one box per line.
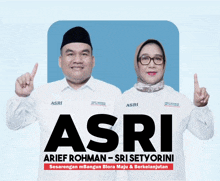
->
[15, 63, 38, 97]
[194, 74, 209, 107]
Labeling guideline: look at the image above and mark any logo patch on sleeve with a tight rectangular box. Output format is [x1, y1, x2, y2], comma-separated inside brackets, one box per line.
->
[164, 102, 180, 107]
[126, 103, 138, 107]
[91, 101, 106, 106]
[51, 101, 62, 105]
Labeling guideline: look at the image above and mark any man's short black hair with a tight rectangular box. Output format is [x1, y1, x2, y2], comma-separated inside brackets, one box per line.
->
[60, 26, 93, 51]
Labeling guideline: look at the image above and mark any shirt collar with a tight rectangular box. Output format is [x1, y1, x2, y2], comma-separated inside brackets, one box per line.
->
[60, 76, 96, 92]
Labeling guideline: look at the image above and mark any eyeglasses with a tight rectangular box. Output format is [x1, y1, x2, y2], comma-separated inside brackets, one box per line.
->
[138, 55, 164, 65]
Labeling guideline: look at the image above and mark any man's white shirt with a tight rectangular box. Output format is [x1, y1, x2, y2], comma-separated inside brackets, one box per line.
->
[7, 76, 121, 181]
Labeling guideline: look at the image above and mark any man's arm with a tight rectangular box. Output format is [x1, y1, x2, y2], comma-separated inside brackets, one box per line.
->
[6, 63, 38, 130]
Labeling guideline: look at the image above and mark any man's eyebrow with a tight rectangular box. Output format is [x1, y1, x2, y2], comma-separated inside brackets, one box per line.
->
[82, 49, 90, 53]
[65, 49, 90, 53]
[65, 49, 74, 53]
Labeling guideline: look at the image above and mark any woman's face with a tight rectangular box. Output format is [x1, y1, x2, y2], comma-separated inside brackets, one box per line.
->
[137, 43, 165, 85]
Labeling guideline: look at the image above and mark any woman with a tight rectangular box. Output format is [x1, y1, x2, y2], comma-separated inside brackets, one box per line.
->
[114, 39, 213, 180]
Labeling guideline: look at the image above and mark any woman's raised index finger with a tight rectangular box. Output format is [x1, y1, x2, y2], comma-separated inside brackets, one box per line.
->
[194, 73, 200, 91]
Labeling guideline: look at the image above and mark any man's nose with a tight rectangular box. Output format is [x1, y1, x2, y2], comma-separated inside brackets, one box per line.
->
[73, 54, 83, 63]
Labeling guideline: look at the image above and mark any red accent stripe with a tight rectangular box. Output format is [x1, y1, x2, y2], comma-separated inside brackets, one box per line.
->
[44, 163, 173, 170]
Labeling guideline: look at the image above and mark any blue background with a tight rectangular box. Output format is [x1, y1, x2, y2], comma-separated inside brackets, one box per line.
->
[48, 21, 179, 92]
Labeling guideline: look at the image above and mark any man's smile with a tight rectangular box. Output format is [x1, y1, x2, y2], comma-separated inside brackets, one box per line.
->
[71, 66, 84, 70]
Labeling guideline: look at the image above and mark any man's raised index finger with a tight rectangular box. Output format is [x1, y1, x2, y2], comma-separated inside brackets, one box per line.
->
[194, 73, 200, 91]
[31, 63, 38, 79]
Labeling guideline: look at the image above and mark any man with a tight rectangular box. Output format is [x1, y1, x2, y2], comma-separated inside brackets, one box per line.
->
[113, 39, 213, 180]
[7, 26, 121, 181]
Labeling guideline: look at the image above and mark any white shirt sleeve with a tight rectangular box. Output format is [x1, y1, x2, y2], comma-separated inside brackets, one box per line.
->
[6, 94, 38, 130]
[186, 105, 214, 140]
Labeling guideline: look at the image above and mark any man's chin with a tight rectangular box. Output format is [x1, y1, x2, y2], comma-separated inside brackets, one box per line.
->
[66, 76, 90, 85]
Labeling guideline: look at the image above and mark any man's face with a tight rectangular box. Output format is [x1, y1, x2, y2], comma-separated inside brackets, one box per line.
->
[137, 43, 165, 85]
[59, 43, 95, 85]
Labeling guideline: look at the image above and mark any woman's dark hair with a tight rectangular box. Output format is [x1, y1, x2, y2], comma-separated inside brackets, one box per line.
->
[136, 39, 166, 64]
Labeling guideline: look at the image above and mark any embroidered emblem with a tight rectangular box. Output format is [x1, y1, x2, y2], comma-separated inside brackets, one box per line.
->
[91, 101, 106, 106]
[126, 103, 138, 107]
[164, 102, 180, 107]
[51, 101, 62, 105]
